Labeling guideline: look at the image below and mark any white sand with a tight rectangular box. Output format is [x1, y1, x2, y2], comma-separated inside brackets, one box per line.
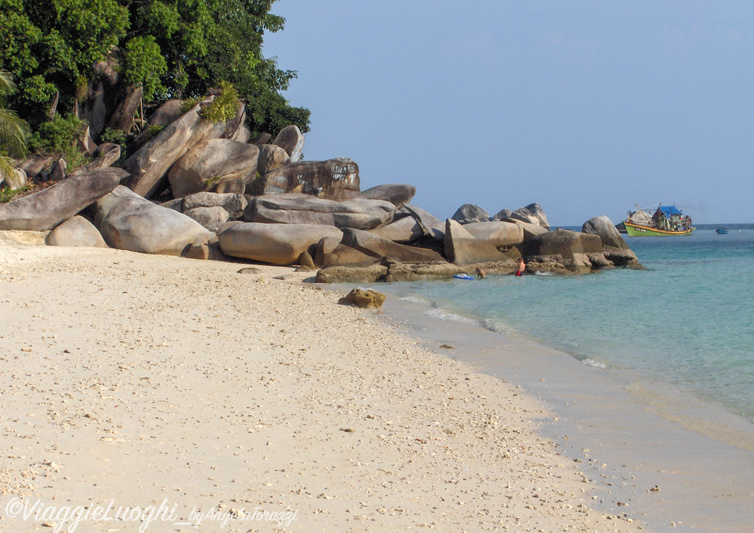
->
[0, 245, 644, 532]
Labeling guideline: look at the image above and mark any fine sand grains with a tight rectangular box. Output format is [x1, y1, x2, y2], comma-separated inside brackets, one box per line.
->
[0, 245, 644, 532]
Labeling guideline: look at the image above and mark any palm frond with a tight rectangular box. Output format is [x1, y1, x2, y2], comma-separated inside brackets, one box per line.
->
[0, 108, 30, 158]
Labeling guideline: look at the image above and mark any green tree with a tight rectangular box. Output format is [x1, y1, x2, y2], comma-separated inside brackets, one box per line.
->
[0, 69, 30, 182]
[0, 0, 308, 142]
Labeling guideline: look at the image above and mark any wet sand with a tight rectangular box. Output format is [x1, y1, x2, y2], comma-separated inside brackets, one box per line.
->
[0, 245, 644, 532]
[380, 291, 754, 532]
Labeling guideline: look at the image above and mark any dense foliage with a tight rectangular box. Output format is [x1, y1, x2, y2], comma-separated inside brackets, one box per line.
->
[0, 69, 30, 181]
[0, 0, 309, 143]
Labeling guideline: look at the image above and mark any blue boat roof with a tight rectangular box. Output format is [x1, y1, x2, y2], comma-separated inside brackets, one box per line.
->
[658, 205, 683, 215]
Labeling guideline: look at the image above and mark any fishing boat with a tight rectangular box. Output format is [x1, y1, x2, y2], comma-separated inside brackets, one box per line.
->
[623, 204, 694, 236]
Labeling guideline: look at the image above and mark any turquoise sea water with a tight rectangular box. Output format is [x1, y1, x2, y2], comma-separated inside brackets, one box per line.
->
[379, 224, 754, 420]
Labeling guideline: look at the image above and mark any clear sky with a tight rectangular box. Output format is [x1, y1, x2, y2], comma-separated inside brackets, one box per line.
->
[264, 1, 754, 225]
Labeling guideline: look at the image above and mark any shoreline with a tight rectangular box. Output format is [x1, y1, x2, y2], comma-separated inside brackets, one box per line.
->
[0, 245, 644, 532]
[375, 288, 754, 531]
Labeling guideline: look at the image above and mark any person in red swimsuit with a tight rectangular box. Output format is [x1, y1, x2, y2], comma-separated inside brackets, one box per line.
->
[515, 257, 526, 276]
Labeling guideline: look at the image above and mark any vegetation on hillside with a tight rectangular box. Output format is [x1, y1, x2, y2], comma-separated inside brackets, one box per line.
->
[0, 0, 309, 156]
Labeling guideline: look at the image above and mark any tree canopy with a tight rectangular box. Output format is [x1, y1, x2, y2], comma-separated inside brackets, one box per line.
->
[0, 0, 309, 141]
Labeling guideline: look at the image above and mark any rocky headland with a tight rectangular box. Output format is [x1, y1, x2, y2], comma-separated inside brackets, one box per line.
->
[1, 94, 642, 281]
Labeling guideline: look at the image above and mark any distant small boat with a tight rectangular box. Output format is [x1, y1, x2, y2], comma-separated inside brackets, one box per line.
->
[623, 204, 694, 237]
[716, 228, 729, 234]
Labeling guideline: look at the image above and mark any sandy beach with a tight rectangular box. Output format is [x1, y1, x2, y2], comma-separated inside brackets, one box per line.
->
[0, 244, 651, 532]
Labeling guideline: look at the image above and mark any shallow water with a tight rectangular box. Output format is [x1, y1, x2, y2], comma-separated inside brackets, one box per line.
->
[379, 224, 754, 421]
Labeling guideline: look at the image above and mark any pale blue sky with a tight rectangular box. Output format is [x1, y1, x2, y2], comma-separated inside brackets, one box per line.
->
[264, 1, 754, 225]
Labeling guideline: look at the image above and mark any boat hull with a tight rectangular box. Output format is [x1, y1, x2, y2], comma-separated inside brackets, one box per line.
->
[624, 221, 694, 236]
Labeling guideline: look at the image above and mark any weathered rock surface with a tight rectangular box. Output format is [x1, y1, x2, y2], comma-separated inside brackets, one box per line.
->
[402, 204, 445, 241]
[218, 222, 343, 265]
[245, 194, 395, 230]
[250, 158, 360, 201]
[168, 139, 259, 198]
[123, 96, 227, 198]
[360, 184, 416, 209]
[522, 228, 604, 273]
[16, 155, 52, 179]
[272, 125, 304, 162]
[132, 100, 184, 148]
[342, 228, 446, 263]
[94, 186, 213, 255]
[184, 206, 229, 232]
[315, 264, 388, 284]
[182, 192, 247, 220]
[339, 288, 386, 309]
[582, 216, 642, 268]
[444, 219, 508, 265]
[452, 204, 490, 224]
[463, 221, 524, 248]
[50, 158, 67, 181]
[0, 167, 126, 231]
[384, 260, 517, 282]
[369, 214, 424, 243]
[68, 144, 121, 179]
[314, 237, 378, 267]
[582, 215, 631, 250]
[256, 144, 290, 175]
[2, 168, 27, 190]
[46, 215, 108, 248]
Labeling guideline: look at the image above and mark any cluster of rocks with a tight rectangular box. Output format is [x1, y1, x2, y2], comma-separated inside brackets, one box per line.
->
[1, 93, 642, 282]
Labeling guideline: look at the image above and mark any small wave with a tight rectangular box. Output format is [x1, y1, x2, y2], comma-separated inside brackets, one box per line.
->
[582, 358, 607, 369]
[400, 296, 425, 304]
[424, 307, 479, 326]
[534, 271, 552, 276]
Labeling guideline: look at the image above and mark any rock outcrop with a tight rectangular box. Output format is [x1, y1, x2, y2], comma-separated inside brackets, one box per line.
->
[94, 186, 213, 255]
[368, 214, 424, 243]
[46, 216, 108, 248]
[218, 222, 343, 265]
[522, 228, 605, 274]
[360, 184, 416, 208]
[250, 158, 360, 201]
[245, 194, 395, 230]
[342, 228, 446, 263]
[444, 219, 507, 265]
[272, 125, 304, 163]
[338, 288, 386, 309]
[463, 221, 524, 248]
[451, 204, 490, 224]
[168, 139, 259, 198]
[0, 167, 126, 231]
[123, 97, 228, 198]
[582, 215, 642, 268]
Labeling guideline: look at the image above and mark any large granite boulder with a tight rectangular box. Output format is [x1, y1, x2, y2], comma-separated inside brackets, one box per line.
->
[250, 158, 360, 201]
[522, 228, 605, 273]
[256, 144, 290, 175]
[315, 264, 388, 284]
[16, 155, 52, 179]
[444, 219, 508, 265]
[402, 204, 445, 241]
[184, 206, 229, 232]
[182, 192, 247, 220]
[369, 214, 424, 243]
[272, 125, 304, 162]
[314, 236, 378, 267]
[582, 215, 642, 268]
[0, 167, 126, 231]
[46, 216, 108, 248]
[342, 228, 446, 263]
[581, 215, 630, 249]
[123, 96, 228, 198]
[360, 184, 416, 209]
[244, 193, 395, 230]
[168, 139, 259, 198]
[463, 221, 524, 248]
[94, 186, 213, 255]
[132, 99, 184, 148]
[218, 222, 342, 265]
[451, 204, 490, 224]
[497, 203, 550, 229]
